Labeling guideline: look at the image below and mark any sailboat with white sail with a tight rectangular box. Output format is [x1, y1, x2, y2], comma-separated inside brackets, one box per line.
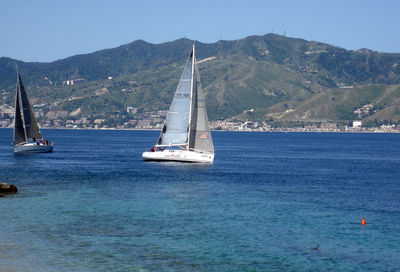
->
[142, 45, 214, 163]
[13, 70, 54, 154]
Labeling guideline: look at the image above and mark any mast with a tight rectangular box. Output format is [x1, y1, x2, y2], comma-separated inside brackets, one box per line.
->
[187, 44, 195, 150]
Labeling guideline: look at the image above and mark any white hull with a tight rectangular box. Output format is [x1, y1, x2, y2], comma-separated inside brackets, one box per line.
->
[14, 143, 53, 154]
[143, 149, 214, 163]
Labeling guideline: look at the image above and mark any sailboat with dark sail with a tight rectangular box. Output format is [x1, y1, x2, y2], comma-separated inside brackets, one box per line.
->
[142, 45, 214, 163]
[13, 70, 54, 154]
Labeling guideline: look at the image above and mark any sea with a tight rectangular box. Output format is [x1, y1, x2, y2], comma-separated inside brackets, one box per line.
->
[0, 128, 399, 272]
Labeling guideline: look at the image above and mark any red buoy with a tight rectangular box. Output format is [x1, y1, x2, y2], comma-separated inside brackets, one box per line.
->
[361, 217, 366, 225]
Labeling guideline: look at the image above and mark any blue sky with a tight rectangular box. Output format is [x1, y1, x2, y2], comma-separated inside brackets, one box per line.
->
[1, 0, 399, 62]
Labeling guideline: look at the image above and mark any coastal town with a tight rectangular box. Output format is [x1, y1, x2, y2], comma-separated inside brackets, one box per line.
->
[1, 103, 399, 133]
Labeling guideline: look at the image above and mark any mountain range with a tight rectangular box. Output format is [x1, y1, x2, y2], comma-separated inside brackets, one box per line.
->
[1, 33, 400, 126]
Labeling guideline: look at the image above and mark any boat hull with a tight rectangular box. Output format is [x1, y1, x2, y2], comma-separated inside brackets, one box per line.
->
[14, 143, 53, 154]
[142, 150, 214, 163]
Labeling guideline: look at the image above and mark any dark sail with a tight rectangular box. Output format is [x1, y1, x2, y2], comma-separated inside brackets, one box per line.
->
[13, 86, 27, 145]
[17, 74, 42, 140]
[188, 52, 214, 154]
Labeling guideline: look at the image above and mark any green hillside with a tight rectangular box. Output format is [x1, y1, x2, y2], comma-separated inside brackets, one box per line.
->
[1, 33, 400, 126]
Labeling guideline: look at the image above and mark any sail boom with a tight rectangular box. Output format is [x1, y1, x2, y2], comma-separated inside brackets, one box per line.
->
[155, 143, 187, 147]
[13, 142, 28, 146]
[189, 148, 214, 154]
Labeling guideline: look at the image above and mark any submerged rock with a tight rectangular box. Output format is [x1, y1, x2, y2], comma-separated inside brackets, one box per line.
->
[0, 183, 18, 196]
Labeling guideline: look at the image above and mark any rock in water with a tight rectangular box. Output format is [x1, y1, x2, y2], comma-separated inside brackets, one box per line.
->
[0, 183, 18, 196]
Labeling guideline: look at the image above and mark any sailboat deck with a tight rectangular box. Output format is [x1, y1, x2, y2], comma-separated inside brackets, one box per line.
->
[142, 149, 214, 163]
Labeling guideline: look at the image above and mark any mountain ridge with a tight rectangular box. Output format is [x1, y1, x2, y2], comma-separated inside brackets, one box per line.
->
[2, 33, 400, 87]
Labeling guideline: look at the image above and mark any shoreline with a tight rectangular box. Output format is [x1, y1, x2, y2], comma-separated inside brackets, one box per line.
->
[0, 127, 399, 134]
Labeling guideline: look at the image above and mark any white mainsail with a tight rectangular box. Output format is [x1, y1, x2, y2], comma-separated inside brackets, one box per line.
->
[156, 50, 193, 147]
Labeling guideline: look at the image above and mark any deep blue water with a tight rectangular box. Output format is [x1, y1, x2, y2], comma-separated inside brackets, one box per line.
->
[0, 128, 399, 272]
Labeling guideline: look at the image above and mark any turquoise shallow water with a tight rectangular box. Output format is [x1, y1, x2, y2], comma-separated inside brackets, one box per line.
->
[0, 129, 399, 271]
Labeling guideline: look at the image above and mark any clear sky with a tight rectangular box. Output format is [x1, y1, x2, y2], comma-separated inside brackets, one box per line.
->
[1, 0, 399, 62]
